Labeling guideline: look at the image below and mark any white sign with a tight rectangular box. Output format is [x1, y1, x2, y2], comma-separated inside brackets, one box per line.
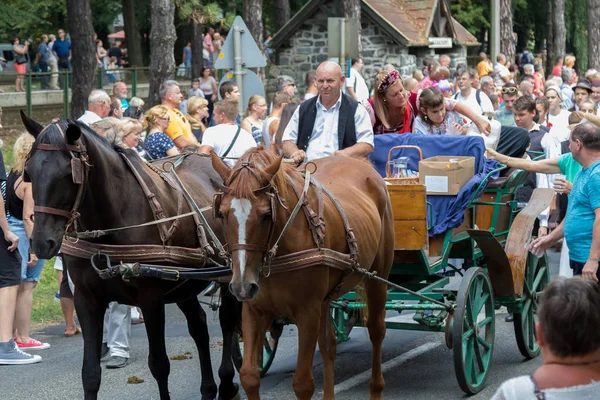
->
[428, 37, 453, 49]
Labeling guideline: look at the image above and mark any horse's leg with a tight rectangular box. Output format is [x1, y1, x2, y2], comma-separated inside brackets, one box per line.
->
[139, 294, 171, 400]
[317, 309, 337, 400]
[364, 278, 388, 400]
[176, 297, 218, 400]
[292, 305, 321, 400]
[217, 285, 241, 400]
[239, 304, 269, 400]
[75, 290, 107, 400]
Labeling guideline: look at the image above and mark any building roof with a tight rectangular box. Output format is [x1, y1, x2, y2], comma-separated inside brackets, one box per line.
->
[271, 0, 479, 49]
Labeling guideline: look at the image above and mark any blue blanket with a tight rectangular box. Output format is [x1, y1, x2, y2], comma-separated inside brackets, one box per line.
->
[370, 134, 501, 236]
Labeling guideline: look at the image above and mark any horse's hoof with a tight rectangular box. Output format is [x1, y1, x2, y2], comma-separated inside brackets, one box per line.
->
[218, 383, 241, 400]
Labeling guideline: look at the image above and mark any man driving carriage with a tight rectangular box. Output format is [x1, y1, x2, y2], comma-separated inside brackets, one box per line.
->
[282, 61, 374, 163]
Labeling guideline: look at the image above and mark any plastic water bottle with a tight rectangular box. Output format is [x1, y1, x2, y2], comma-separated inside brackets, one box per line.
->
[466, 118, 501, 150]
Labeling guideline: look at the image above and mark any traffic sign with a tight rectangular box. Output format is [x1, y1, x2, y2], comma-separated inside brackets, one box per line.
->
[215, 16, 266, 70]
[218, 68, 265, 111]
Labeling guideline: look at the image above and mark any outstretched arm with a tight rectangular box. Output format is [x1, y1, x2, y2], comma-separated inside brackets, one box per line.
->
[487, 148, 561, 174]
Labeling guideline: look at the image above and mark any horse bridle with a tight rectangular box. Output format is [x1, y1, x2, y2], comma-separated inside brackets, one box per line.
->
[28, 122, 91, 235]
[213, 158, 311, 275]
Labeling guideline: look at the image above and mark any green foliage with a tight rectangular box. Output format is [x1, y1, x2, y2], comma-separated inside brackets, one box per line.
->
[31, 259, 63, 325]
[565, 0, 587, 73]
[0, 0, 67, 42]
[451, 0, 490, 38]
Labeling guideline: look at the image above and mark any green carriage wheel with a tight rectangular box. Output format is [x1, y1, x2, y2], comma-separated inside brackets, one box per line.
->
[331, 305, 358, 343]
[452, 267, 495, 394]
[513, 252, 549, 359]
[231, 326, 280, 377]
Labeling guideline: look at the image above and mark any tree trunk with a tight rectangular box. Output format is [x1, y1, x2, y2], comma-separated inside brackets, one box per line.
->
[191, 21, 204, 80]
[588, 0, 600, 70]
[546, 0, 554, 73]
[553, 0, 566, 62]
[66, 0, 96, 119]
[148, 0, 176, 107]
[341, 0, 362, 53]
[274, 0, 290, 32]
[244, 0, 264, 51]
[122, 0, 143, 67]
[499, 0, 515, 63]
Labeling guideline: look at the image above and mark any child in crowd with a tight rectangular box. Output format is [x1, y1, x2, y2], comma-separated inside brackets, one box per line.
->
[489, 93, 500, 111]
[535, 97, 550, 126]
[579, 99, 596, 114]
[413, 87, 466, 135]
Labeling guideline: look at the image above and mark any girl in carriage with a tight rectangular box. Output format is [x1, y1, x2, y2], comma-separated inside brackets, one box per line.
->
[413, 86, 469, 136]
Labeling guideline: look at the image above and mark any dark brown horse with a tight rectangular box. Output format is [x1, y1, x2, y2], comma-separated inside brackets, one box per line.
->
[21, 113, 240, 400]
[211, 148, 395, 400]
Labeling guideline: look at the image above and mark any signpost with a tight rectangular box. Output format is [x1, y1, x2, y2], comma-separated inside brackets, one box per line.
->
[214, 16, 266, 115]
[327, 18, 359, 74]
[428, 37, 453, 49]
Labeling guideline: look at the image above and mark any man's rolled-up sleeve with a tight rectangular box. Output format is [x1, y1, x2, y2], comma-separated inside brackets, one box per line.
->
[354, 104, 374, 147]
[282, 107, 301, 143]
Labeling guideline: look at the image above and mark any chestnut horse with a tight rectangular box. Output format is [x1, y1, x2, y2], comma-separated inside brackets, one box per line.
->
[21, 114, 241, 400]
[211, 148, 394, 400]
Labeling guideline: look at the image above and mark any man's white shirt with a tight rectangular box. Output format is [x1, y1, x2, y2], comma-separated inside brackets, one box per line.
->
[77, 110, 102, 126]
[345, 69, 370, 102]
[282, 94, 374, 161]
[202, 124, 257, 167]
[454, 89, 494, 123]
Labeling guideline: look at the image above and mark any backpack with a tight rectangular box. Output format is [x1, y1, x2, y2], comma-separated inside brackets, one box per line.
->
[454, 89, 482, 109]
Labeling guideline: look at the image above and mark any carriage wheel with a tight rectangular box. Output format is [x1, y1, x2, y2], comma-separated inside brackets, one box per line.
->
[513, 252, 549, 359]
[231, 326, 280, 377]
[452, 267, 495, 394]
[331, 305, 358, 343]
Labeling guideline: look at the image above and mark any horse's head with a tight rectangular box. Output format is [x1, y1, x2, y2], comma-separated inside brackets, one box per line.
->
[21, 111, 89, 258]
[211, 148, 285, 301]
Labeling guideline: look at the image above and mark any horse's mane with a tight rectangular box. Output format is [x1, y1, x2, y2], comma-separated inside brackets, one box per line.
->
[30, 118, 123, 159]
[227, 147, 293, 200]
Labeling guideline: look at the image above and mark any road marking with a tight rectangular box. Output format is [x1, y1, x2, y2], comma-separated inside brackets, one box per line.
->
[333, 342, 441, 394]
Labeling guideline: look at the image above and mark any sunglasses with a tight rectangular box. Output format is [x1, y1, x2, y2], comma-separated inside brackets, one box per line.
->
[501, 86, 518, 94]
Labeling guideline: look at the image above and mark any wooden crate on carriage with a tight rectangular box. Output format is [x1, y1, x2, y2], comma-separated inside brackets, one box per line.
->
[387, 183, 428, 251]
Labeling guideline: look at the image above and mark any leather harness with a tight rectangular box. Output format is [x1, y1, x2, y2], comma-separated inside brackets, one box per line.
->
[29, 123, 223, 279]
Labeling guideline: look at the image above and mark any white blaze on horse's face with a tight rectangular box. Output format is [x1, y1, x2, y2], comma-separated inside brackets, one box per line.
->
[230, 198, 252, 279]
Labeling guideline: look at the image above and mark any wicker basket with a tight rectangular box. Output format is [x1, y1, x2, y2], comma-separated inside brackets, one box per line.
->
[384, 145, 423, 185]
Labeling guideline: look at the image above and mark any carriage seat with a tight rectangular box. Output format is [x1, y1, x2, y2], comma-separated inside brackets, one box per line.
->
[485, 167, 521, 189]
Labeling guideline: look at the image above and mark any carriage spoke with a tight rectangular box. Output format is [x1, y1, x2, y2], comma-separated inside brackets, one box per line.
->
[532, 266, 546, 292]
[477, 316, 493, 329]
[522, 299, 531, 319]
[527, 311, 536, 347]
[462, 328, 474, 341]
[476, 335, 492, 351]
[473, 333, 485, 375]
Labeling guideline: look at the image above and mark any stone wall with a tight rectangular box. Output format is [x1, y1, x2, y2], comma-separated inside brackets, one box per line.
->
[268, 12, 418, 100]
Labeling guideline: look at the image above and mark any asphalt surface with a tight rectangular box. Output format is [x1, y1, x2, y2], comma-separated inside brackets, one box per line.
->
[0, 249, 560, 400]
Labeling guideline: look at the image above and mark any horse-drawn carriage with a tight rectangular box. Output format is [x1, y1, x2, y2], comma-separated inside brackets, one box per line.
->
[235, 133, 554, 395]
[21, 112, 553, 399]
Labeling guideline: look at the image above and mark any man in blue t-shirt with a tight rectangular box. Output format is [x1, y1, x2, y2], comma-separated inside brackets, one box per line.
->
[52, 28, 71, 88]
[533, 122, 600, 283]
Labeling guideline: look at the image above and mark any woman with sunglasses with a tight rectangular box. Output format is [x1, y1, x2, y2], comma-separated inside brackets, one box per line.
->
[143, 105, 180, 159]
[365, 69, 491, 135]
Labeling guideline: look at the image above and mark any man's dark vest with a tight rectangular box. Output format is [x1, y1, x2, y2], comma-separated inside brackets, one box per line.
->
[296, 94, 359, 152]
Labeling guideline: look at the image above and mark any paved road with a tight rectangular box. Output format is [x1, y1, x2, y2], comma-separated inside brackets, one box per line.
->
[0, 250, 559, 400]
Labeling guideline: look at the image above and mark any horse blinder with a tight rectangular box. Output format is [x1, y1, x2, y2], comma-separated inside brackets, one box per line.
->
[213, 192, 224, 219]
[71, 158, 84, 184]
